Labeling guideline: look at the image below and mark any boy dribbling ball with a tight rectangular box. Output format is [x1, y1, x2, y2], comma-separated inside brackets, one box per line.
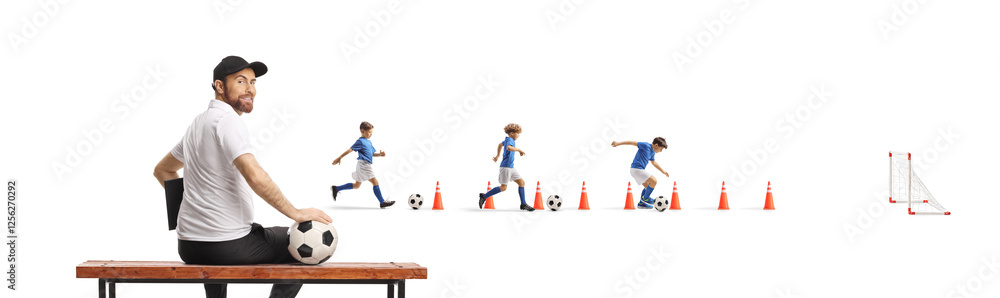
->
[612, 137, 669, 209]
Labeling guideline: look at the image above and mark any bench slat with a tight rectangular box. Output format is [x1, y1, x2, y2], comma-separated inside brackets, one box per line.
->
[77, 261, 427, 280]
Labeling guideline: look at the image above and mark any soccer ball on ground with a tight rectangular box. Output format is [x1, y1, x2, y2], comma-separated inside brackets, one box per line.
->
[547, 195, 562, 211]
[653, 196, 669, 212]
[408, 194, 424, 209]
[288, 220, 338, 265]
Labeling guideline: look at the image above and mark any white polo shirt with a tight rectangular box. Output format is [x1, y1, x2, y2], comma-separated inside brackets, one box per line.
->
[170, 99, 255, 242]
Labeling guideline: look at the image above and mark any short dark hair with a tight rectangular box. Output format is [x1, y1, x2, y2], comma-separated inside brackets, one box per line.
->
[360, 121, 374, 131]
[652, 137, 667, 149]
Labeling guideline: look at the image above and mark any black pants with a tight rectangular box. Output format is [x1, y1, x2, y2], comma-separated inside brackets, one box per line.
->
[178, 223, 302, 298]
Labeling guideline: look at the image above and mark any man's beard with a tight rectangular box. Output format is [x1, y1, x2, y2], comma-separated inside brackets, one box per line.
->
[223, 86, 253, 114]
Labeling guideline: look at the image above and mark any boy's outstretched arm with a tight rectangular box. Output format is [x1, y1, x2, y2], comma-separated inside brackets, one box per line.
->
[611, 141, 638, 147]
[492, 142, 502, 162]
[332, 147, 354, 165]
[650, 160, 670, 177]
[507, 145, 525, 156]
[374, 150, 386, 157]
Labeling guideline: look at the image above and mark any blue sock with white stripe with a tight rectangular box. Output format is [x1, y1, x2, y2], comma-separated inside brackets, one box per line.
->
[373, 185, 385, 203]
[336, 183, 354, 192]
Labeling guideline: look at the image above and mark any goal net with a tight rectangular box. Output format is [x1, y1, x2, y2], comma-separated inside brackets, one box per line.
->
[889, 151, 950, 215]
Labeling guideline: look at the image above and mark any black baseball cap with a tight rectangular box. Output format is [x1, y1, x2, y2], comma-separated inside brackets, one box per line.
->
[212, 56, 267, 90]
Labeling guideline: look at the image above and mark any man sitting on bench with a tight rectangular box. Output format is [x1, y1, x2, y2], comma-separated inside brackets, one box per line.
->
[153, 56, 333, 298]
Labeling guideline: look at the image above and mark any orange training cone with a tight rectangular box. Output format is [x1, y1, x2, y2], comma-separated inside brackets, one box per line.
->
[668, 181, 681, 210]
[432, 181, 444, 210]
[532, 181, 545, 209]
[763, 181, 775, 210]
[484, 181, 495, 209]
[718, 181, 730, 210]
[624, 182, 636, 210]
[578, 181, 591, 210]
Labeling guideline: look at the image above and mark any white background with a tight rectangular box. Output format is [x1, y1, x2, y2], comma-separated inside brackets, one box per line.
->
[2, 0, 999, 297]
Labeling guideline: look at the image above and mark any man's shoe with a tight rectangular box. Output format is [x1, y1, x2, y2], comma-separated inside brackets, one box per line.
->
[331, 186, 338, 201]
[478, 193, 487, 209]
[519, 203, 535, 212]
[380, 200, 395, 209]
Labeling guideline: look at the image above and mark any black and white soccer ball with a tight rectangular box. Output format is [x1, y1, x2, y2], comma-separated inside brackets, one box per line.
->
[408, 194, 424, 209]
[653, 196, 668, 212]
[288, 220, 338, 265]
[547, 195, 562, 211]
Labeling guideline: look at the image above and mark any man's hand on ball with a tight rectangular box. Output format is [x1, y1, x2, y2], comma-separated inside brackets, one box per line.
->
[295, 208, 332, 225]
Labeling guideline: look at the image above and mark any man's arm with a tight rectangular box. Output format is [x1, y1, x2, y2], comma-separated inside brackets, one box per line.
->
[331, 147, 355, 165]
[235, 153, 332, 224]
[650, 160, 670, 178]
[153, 152, 184, 188]
[611, 141, 637, 147]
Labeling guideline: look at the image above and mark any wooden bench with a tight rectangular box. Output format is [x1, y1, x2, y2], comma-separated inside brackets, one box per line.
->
[76, 260, 427, 298]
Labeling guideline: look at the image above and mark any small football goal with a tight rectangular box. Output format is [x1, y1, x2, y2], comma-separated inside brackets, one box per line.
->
[889, 151, 950, 215]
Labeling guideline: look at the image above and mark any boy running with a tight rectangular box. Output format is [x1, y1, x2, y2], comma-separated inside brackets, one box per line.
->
[612, 137, 669, 209]
[330, 121, 395, 208]
[479, 123, 534, 211]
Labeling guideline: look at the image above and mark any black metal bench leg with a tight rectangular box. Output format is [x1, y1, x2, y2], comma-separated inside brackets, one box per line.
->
[398, 280, 405, 298]
[387, 282, 395, 298]
[109, 281, 116, 298]
[98, 279, 106, 298]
